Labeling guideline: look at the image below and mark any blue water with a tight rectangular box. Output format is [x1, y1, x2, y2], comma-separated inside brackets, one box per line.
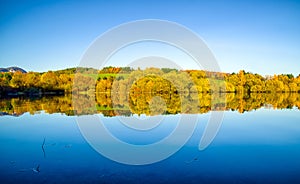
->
[0, 108, 300, 183]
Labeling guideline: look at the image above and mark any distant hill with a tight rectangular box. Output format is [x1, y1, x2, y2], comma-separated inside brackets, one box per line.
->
[0, 68, 8, 72]
[0, 67, 27, 73]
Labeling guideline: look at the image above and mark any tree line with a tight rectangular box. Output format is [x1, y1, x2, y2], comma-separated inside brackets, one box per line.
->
[1, 67, 300, 98]
[96, 68, 300, 95]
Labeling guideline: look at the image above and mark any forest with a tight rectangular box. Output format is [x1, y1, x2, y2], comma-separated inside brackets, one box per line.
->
[0, 66, 299, 116]
[1, 66, 299, 98]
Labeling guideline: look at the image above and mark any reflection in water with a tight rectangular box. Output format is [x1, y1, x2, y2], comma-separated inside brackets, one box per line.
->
[0, 92, 299, 116]
[1, 106, 300, 183]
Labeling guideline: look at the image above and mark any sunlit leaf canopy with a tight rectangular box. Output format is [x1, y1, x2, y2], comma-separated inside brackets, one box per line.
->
[1, 67, 299, 117]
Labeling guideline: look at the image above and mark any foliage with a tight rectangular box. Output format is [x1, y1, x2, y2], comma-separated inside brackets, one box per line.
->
[0, 67, 300, 99]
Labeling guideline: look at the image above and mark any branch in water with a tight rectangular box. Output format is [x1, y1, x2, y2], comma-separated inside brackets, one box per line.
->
[42, 138, 46, 159]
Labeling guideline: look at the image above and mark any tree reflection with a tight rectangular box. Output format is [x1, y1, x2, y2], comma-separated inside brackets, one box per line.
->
[0, 92, 299, 117]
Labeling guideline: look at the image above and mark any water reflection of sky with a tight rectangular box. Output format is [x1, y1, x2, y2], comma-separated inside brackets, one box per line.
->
[101, 115, 179, 145]
[0, 108, 299, 183]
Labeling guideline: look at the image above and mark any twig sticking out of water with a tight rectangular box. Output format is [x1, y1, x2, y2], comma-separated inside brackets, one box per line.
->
[42, 138, 46, 159]
[185, 156, 199, 164]
[17, 164, 40, 173]
[32, 164, 40, 173]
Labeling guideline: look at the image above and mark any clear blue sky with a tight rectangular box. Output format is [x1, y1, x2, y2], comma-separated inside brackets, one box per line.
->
[0, 0, 299, 75]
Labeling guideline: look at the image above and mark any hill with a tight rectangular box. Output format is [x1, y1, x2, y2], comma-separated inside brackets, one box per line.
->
[0, 67, 27, 73]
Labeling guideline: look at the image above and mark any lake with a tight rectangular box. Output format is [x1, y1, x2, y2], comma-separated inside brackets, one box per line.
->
[0, 94, 300, 183]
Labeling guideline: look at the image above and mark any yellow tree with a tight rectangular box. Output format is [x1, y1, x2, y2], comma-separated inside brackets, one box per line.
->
[10, 71, 25, 88]
[40, 71, 59, 90]
[25, 72, 40, 88]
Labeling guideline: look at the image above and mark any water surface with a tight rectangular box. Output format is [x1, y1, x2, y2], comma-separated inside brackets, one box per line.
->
[0, 94, 300, 183]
